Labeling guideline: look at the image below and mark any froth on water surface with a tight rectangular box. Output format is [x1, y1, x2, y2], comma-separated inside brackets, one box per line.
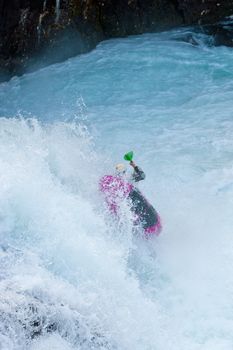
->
[1, 28, 233, 349]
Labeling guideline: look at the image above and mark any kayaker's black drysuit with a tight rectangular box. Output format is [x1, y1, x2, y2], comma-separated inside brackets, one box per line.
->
[129, 166, 159, 229]
[131, 165, 146, 183]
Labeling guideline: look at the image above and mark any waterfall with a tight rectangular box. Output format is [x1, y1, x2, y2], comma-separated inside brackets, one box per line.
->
[37, 14, 43, 45]
[55, 0, 60, 23]
[19, 8, 29, 29]
[43, 0, 47, 11]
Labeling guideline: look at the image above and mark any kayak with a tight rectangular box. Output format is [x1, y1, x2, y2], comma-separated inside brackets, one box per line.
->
[99, 175, 162, 237]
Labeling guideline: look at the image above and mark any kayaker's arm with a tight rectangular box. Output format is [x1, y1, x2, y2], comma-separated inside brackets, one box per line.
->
[130, 161, 146, 182]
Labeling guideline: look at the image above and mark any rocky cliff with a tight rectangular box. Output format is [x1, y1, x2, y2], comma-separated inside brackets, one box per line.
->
[1, 0, 233, 79]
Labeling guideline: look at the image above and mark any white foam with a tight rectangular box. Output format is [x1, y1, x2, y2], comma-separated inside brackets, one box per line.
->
[1, 29, 233, 349]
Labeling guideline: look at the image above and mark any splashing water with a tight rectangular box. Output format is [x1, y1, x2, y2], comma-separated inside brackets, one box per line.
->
[1, 28, 233, 350]
[37, 15, 43, 45]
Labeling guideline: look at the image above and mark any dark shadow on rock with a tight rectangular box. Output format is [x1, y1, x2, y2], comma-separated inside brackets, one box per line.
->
[202, 22, 233, 47]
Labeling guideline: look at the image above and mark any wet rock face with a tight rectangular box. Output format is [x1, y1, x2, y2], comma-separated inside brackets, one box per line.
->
[0, 0, 182, 78]
[90, 0, 183, 37]
[1, 0, 233, 79]
[203, 22, 233, 47]
[178, 0, 233, 24]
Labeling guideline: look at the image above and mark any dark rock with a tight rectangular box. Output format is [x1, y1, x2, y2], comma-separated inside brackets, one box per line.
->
[202, 22, 233, 47]
[178, 0, 233, 25]
[94, 0, 183, 37]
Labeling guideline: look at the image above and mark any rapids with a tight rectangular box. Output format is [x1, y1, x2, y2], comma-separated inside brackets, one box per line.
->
[1, 27, 233, 350]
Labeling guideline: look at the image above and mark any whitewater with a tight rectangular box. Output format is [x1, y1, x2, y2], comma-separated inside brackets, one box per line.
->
[1, 27, 233, 350]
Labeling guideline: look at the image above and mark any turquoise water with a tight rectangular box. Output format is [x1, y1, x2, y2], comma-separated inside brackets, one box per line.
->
[1, 28, 233, 350]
